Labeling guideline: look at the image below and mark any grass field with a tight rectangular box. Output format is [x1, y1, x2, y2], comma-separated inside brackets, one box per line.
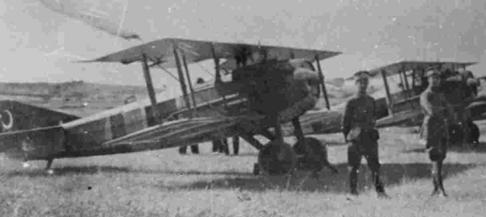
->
[1, 121, 486, 217]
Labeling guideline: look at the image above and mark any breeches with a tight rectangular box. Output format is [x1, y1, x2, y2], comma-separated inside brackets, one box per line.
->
[347, 133, 380, 171]
[427, 136, 447, 162]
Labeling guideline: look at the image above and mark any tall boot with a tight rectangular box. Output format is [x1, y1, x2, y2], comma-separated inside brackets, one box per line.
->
[233, 136, 240, 155]
[431, 162, 440, 196]
[349, 167, 359, 195]
[436, 161, 448, 196]
[372, 171, 389, 198]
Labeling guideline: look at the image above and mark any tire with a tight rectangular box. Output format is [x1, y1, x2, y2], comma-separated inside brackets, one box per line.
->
[257, 140, 296, 175]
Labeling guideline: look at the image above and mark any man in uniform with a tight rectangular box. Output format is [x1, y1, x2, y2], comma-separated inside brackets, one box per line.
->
[178, 144, 200, 154]
[342, 71, 387, 197]
[176, 111, 199, 155]
[420, 69, 455, 197]
[212, 137, 229, 155]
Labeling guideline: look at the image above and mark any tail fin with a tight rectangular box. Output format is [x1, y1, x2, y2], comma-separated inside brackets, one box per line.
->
[0, 100, 79, 133]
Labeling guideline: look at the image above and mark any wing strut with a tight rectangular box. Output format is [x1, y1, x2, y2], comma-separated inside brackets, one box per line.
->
[210, 43, 221, 83]
[141, 54, 157, 106]
[314, 55, 330, 110]
[411, 69, 416, 90]
[172, 46, 193, 114]
[400, 68, 411, 97]
[402, 69, 416, 108]
[141, 54, 159, 124]
[381, 70, 394, 116]
[210, 44, 230, 107]
[402, 70, 411, 92]
[398, 70, 405, 91]
[181, 51, 198, 116]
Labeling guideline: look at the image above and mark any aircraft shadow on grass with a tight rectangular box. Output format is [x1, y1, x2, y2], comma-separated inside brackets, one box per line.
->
[403, 142, 486, 154]
[4, 165, 251, 177]
[5, 166, 131, 177]
[160, 162, 475, 193]
[448, 142, 486, 153]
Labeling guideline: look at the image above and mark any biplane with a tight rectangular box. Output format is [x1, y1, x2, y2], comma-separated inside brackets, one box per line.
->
[304, 60, 486, 145]
[0, 38, 341, 175]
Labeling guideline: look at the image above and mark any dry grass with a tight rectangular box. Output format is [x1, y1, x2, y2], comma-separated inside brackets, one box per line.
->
[1, 122, 486, 217]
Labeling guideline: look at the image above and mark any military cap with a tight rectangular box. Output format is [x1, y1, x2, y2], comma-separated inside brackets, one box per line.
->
[425, 69, 441, 77]
[353, 70, 371, 80]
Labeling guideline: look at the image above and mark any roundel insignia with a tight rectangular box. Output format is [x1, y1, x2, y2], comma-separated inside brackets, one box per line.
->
[0, 109, 14, 131]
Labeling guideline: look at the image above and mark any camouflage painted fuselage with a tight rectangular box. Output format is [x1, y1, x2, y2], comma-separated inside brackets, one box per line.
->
[0, 59, 321, 161]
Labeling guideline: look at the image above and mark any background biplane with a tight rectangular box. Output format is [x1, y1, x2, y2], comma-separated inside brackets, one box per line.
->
[0, 38, 341, 175]
[300, 60, 486, 145]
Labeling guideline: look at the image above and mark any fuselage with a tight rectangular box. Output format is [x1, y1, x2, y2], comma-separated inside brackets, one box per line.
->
[1, 59, 323, 161]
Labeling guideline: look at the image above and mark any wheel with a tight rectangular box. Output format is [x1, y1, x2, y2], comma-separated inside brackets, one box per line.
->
[293, 137, 326, 171]
[257, 140, 296, 175]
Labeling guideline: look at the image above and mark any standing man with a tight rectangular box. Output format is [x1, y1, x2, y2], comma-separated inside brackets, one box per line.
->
[178, 77, 208, 155]
[420, 69, 455, 197]
[212, 137, 229, 155]
[232, 135, 240, 155]
[178, 143, 200, 155]
[342, 71, 387, 197]
[176, 112, 199, 154]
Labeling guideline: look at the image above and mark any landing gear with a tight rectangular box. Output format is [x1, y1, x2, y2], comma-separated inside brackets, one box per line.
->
[292, 118, 338, 177]
[248, 139, 297, 176]
[244, 115, 298, 175]
[248, 116, 337, 176]
[293, 137, 338, 176]
[257, 140, 297, 175]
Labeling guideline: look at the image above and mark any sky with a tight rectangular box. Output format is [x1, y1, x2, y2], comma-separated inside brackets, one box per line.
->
[1, 0, 486, 91]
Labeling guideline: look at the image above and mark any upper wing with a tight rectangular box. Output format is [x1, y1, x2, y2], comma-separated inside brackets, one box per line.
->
[84, 37, 341, 67]
[367, 60, 477, 78]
